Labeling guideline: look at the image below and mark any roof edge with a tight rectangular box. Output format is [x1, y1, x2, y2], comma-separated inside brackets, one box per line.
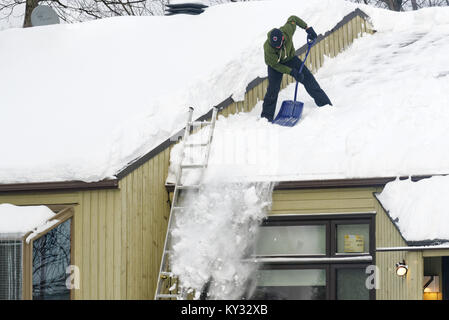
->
[0, 179, 119, 193]
[165, 174, 438, 193]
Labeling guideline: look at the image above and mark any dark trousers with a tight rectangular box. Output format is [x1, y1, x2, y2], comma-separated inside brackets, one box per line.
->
[261, 56, 332, 122]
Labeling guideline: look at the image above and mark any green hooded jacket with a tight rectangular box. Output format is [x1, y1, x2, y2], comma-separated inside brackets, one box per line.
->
[264, 16, 308, 75]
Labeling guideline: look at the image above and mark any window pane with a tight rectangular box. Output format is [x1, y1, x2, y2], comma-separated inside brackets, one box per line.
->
[336, 268, 370, 300]
[336, 224, 369, 254]
[32, 219, 71, 300]
[0, 240, 22, 300]
[255, 225, 326, 255]
[251, 269, 326, 300]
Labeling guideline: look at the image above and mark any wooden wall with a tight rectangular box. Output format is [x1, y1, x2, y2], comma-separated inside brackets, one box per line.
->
[271, 187, 377, 215]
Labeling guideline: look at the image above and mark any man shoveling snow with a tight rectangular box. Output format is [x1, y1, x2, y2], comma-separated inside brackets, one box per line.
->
[261, 15, 333, 122]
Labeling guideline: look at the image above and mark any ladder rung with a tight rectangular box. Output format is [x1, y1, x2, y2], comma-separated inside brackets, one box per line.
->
[185, 142, 208, 147]
[181, 164, 206, 169]
[176, 185, 201, 190]
[172, 206, 186, 210]
[190, 121, 212, 126]
[156, 294, 180, 299]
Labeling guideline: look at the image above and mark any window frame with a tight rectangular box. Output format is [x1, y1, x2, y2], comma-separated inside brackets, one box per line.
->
[331, 218, 375, 257]
[253, 213, 376, 300]
[255, 263, 331, 300]
[330, 263, 376, 300]
[22, 206, 74, 300]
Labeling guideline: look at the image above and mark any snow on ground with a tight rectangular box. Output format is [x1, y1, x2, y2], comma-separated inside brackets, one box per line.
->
[376, 176, 449, 243]
[2, 0, 374, 184]
[0, 203, 55, 236]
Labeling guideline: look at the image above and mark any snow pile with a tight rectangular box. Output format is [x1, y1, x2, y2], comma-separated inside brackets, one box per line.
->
[376, 176, 449, 243]
[1, 0, 368, 184]
[0, 203, 55, 237]
[170, 181, 274, 299]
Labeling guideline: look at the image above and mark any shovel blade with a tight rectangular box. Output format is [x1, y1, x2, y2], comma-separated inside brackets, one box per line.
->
[273, 100, 304, 127]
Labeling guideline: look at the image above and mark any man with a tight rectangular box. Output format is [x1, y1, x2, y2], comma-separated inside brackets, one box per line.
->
[261, 16, 332, 122]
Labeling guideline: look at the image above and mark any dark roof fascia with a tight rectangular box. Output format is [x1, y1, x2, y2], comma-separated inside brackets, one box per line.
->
[165, 174, 439, 193]
[407, 240, 449, 247]
[0, 179, 119, 194]
[274, 177, 395, 190]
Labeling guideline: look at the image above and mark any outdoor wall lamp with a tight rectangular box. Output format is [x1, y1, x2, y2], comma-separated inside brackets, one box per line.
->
[396, 260, 408, 277]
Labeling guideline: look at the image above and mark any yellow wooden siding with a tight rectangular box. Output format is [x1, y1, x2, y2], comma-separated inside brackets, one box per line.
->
[373, 187, 407, 248]
[0, 192, 79, 206]
[371, 187, 425, 300]
[424, 249, 449, 257]
[118, 147, 172, 299]
[74, 188, 124, 300]
[270, 188, 377, 215]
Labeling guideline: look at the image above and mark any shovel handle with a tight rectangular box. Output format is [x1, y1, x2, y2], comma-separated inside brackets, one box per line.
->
[294, 39, 315, 102]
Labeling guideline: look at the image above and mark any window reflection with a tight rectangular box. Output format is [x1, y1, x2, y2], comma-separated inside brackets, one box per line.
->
[32, 219, 71, 300]
[250, 269, 326, 300]
[256, 225, 326, 256]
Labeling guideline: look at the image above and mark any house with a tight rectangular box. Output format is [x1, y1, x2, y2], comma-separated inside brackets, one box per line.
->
[1, 2, 448, 300]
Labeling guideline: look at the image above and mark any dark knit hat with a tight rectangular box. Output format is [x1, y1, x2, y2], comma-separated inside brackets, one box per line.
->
[270, 28, 284, 48]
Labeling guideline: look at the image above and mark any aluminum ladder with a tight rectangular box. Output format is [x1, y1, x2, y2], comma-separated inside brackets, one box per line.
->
[154, 106, 218, 300]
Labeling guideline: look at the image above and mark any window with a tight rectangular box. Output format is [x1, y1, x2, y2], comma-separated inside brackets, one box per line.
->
[32, 218, 72, 300]
[0, 206, 73, 300]
[250, 214, 375, 300]
[255, 224, 326, 256]
[0, 238, 22, 300]
[252, 266, 327, 300]
[335, 265, 370, 300]
[334, 221, 371, 255]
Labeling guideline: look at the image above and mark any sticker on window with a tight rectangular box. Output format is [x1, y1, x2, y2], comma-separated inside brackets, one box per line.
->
[344, 234, 364, 253]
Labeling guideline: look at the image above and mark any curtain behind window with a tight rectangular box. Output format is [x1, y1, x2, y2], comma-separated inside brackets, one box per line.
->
[0, 238, 23, 300]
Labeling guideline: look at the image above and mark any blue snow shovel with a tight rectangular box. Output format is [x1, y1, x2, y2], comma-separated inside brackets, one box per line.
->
[273, 39, 315, 127]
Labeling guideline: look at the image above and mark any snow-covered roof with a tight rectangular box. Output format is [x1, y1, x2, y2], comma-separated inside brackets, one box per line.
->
[0, 203, 56, 239]
[2, 0, 449, 185]
[168, 4, 449, 185]
[376, 176, 449, 245]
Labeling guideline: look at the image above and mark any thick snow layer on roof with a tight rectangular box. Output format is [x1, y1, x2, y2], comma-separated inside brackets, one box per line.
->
[376, 176, 449, 243]
[2, 1, 449, 184]
[1, 0, 375, 184]
[0, 203, 55, 236]
[168, 5, 449, 184]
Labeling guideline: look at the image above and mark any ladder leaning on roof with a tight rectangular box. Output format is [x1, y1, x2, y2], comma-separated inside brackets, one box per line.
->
[154, 106, 218, 300]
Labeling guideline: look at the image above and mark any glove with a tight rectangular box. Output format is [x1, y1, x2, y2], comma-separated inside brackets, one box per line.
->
[306, 26, 317, 42]
[290, 68, 304, 83]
